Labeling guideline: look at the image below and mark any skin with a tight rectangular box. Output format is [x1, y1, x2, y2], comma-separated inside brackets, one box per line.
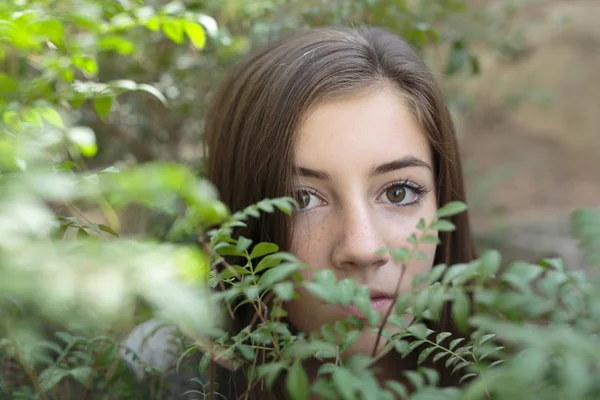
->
[285, 83, 438, 375]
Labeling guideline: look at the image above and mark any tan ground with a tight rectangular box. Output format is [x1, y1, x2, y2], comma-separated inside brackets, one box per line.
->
[455, 0, 600, 267]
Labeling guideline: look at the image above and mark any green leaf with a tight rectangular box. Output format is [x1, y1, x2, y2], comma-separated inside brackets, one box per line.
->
[68, 366, 91, 386]
[479, 250, 501, 281]
[449, 338, 465, 351]
[427, 264, 447, 285]
[445, 40, 469, 75]
[72, 55, 98, 75]
[99, 35, 135, 55]
[22, 109, 43, 126]
[436, 332, 452, 344]
[320, 324, 336, 343]
[257, 362, 286, 389]
[219, 265, 249, 280]
[98, 224, 119, 237]
[571, 208, 600, 266]
[162, 19, 184, 43]
[452, 361, 471, 375]
[255, 254, 283, 273]
[420, 367, 439, 385]
[337, 279, 355, 307]
[452, 290, 470, 332]
[257, 199, 275, 213]
[258, 263, 300, 287]
[136, 83, 167, 105]
[0, 73, 19, 93]
[436, 201, 467, 218]
[430, 220, 456, 232]
[145, 16, 161, 31]
[286, 361, 309, 400]
[422, 234, 440, 244]
[283, 341, 337, 360]
[433, 352, 449, 363]
[32, 19, 65, 45]
[272, 197, 296, 215]
[184, 21, 206, 49]
[386, 381, 408, 399]
[236, 236, 252, 253]
[442, 263, 469, 285]
[407, 323, 432, 339]
[38, 107, 63, 127]
[109, 79, 138, 91]
[250, 243, 279, 259]
[39, 367, 70, 391]
[273, 281, 295, 301]
[404, 370, 425, 389]
[198, 352, 211, 375]
[237, 344, 254, 361]
[339, 330, 361, 353]
[417, 347, 436, 365]
[395, 293, 411, 315]
[215, 244, 245, 257]
[332, 368, 356, 400]
[93, 96, 114, 120]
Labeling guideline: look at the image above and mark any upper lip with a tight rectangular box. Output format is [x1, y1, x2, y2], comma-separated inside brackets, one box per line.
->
[369, 289, 394, 299]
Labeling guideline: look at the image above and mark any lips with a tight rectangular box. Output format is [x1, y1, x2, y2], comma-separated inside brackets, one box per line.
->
[343, 293, 395, 318]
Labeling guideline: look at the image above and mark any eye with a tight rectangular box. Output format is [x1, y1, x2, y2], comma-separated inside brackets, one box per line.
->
[294, 188, 322, 212]
[378, 182, 423, 207]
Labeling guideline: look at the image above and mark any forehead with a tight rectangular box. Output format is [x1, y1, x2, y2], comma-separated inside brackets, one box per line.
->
[294, 85, 432, 170]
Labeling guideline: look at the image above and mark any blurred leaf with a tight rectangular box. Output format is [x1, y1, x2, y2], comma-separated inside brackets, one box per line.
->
[162, 19, 184, 43]
[452, 289, 470, 332]
[72, 55, 98, 75]
[571, 208, 600, 267]
[446, 40, 469, 75]
[136, 83, 167, 105]
[0, 73, 19, 93]
[184, 21, 206, 49]
[39, 366, 70, 391]
[94, 96, 114, 120]
[436, 201, 468, 218]
[38, 107, 63, 127]
[99, 35, 135, 54]
[273, 281, 294, 301]
[97, 224, 119, 237]
[430, 220, 456, 232]
[67, 126, 97, 158]
[286, 361, 309, 400]
[69, 366, 91, 386]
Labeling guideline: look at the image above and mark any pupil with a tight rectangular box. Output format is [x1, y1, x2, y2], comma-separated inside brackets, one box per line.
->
[296, 191, 310, 209]
[386, 186, 406, 203]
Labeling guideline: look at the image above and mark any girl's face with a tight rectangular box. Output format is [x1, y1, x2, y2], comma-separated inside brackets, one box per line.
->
[286, 84, 438, 355]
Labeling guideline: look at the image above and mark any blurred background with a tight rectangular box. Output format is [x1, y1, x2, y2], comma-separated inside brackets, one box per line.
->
[72, 0, 599, 269]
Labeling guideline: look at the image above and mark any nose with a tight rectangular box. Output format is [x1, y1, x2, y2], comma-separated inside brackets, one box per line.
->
[331, 204, 390, 271]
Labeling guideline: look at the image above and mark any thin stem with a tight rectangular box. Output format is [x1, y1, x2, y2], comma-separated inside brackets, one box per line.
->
[5, 322, 49, 400]
[372, 265, 406, 357]
[209, 338, 215, 400]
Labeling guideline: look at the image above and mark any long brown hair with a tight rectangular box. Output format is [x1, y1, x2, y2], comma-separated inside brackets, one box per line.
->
[203, 25, 476, 399]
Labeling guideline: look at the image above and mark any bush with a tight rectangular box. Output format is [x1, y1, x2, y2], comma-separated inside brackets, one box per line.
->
[2, 1, 599, 399]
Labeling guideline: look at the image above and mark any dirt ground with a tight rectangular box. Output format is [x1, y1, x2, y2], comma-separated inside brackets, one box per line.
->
[449, 0, 599, 267]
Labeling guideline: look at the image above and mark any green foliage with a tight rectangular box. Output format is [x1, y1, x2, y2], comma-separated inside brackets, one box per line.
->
[3, 1, 600, 400]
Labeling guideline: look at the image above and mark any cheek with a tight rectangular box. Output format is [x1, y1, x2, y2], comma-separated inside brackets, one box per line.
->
[288, 218, 330, 274]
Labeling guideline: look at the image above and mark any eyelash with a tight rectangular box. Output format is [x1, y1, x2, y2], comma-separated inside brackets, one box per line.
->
[293, 180, 430, 212]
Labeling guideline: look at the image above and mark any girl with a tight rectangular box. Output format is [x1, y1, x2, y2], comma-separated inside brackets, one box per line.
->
[204, 25, 476, 399]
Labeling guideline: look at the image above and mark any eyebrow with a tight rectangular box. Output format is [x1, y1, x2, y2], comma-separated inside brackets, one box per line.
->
[295, 156, 432, 180]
